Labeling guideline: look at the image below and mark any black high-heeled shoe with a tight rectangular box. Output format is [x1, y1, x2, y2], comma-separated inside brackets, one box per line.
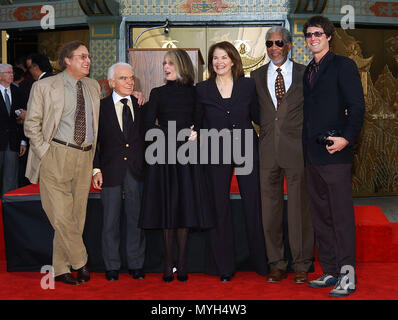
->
[163, 274, 174, 282]
[177, 273, 188, 282]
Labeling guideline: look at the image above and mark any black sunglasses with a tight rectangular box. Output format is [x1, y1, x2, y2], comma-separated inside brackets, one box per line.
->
[266, 40, 284, 48]
[304, 31, 325, 38]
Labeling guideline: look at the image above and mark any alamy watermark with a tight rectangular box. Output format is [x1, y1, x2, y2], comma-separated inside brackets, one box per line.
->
[340, 265, 355, 290]
[40, 265, 55, 290]
[145, 121, 254, 175]
[41, 5, 55, 30]
[341, 5, 355, 30]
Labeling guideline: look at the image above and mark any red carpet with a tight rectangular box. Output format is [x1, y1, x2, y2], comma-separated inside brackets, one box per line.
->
[1, 183, 398, 300]
[0, 260, 397, 300]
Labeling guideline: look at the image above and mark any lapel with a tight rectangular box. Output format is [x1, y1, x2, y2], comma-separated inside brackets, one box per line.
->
[208, 77, 227, 111]
[309, 51, 335, 90]
[0, 85, 18, 118]
[259, 63, 273, 103]
[49, 73, 65, 132]
[0, 89, 9, 117]
[283, 61, 300, 101]
[81, 77, 99, 139]
[105, 93, 124, 137]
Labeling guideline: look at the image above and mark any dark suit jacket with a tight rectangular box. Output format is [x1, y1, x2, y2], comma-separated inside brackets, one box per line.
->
[0, 84, 25, 152]
[303, 51, 365, 165]
[251, 60, 305, 168]
[94, 94, 145, 187]
[195, 76, 260, 163]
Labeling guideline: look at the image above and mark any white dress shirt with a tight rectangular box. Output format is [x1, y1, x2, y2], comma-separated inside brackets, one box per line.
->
[112, 91, 135, 131]
[267, 59, 293, 109]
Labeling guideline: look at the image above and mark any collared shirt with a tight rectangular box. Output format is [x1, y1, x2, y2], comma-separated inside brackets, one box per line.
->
[54, 70, 94, 145]
[112, 91, 135, 131]
[267, 59, 293, 109]
[0, 84, 12, 105]
[307, 50, 331, 86]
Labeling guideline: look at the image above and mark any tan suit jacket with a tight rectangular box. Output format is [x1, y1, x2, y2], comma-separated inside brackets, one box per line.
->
[24, 72, 100, 183]
[251, 61, 305, 168]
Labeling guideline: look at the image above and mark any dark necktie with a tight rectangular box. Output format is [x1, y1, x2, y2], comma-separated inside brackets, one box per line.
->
[4, 88, 11, 115]
[74, 80, 86, 145]
[121, 98, 133, 140]
[275, 68, 286, 108]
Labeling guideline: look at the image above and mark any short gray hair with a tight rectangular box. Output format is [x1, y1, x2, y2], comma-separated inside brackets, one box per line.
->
[0, 64, 12, 73]
[107, 62, 133, 83]
[265, 26, 292, 45]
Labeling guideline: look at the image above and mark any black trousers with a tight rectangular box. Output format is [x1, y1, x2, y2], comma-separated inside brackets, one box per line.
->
[204, 162, 268, 276]
[305, 154, 356, 276]
[100, 169, 145, 271]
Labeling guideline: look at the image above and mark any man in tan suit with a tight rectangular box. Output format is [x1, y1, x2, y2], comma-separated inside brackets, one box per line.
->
[251, 26, 314, 284]
[24, 41, 100, 285]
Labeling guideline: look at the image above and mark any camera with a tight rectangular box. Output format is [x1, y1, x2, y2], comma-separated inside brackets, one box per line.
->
[316, 129, 341, 146]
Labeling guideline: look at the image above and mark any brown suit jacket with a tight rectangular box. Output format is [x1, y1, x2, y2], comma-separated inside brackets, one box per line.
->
[251, 60, 305, 169]
[24, 72, 101, 183]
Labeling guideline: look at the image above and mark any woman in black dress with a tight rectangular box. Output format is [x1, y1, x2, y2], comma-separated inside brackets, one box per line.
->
[139, 49, 214, 282]
[195, 41, 268, 281]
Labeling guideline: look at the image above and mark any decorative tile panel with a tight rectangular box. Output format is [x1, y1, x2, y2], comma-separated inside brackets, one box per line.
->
[90, 38, 117, 82]
[120, 0, 289, 16]
[0, 0, 85, 23]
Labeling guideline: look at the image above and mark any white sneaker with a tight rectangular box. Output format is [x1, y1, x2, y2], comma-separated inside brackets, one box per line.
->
[329, 274, 356, 297]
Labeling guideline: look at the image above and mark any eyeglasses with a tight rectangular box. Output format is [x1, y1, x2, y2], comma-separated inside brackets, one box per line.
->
[0, 71, 14, 75]
[304, 31, 325, 38]
[266, 40, 284, 48]
[118, 76, 134, 81]
[72, 54, 92, 61]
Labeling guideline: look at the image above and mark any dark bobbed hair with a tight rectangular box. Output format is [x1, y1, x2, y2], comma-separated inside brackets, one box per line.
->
[58, 41, 87, 71]
[303, 15, 335, 43]
[164, 49, 195, 86]
[207, 41, 244, 80]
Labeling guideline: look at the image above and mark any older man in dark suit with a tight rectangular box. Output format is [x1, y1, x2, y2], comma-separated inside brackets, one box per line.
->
[251, 27, 314, 284]
[0, 64, 27, 196]
[302, 16, 365, 297]
[92, 62, 146, 281]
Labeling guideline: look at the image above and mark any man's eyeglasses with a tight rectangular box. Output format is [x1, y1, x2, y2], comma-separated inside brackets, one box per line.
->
[118, 76, 134, 81]
[0, 71, 14, 75]
[72, 54, 92, 61]
[304, 31, 325, 38]
[266, 40, 284, 48]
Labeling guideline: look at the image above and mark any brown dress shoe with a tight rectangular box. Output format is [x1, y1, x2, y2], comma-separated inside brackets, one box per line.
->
[76, 263, 90, 283]
[294, 271, 308, 284]
[55, 273, 80, 285]
[267, 269, 287, 282]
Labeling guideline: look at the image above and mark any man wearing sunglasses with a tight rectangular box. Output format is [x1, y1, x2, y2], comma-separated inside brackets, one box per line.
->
[302, 16, 365, 297]
[251, 26, 314, 285]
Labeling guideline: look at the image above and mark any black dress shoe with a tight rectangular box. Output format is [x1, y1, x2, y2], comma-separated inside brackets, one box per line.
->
[76, 263, 90, 283]
[220, 274, 233, 282]
[162, 274, 174, 282]
[105, 270, 119, 281]
[177, 273, 188, 282]
[55, 273, 80, 285]
[129, 269, 145, 280]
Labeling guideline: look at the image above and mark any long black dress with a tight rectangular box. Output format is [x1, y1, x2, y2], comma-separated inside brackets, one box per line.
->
[139, 81, 214, 229]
